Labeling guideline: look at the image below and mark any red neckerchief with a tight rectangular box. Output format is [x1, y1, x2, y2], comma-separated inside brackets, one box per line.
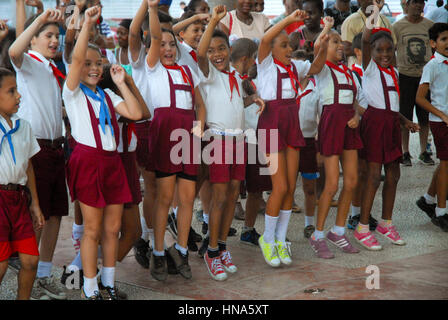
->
[28, 53, 66, 89]
[239, 74, 257, 92]
[376, 63, 400, 98]
[221, 70, 241, 101]
[163, 64, 195, 97]
[351, 64, 364, 77]
[274, 58, 302, 94]
[127, 123, 136, 146]
[431, 55, 448, 65]
[189, 50, 198, 63]
[326, 61, 354, 84]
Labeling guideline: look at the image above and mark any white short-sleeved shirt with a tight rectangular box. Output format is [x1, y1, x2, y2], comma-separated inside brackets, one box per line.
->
[128, 45, 153, 119]
[420, 52, 448, 122]
[12, 50, 63, 140]
[257, 53, 311, 101]
[221, 10, 271, 41]
[177, 40, 199, 75]
[117, 119, 137, 153]
[62, 83, 124, 151]
[146, 60, 199, 111]
[199, 62, 245, 134]
[315, 64, 361, 109]
[363, 60, 400, 112]
[0, 115, 40, 185]
[298, 79, 320, 138]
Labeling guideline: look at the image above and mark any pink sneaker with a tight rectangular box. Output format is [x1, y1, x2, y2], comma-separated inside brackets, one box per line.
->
[204, 252, 227, 281]
[72, 235, 81, 254]
[309, 237, 334, 259]
[376, 224, 406, 245]
[326, 231, 360, 253]
[354, 230, 382, 251]
[220, 250, 237, 273]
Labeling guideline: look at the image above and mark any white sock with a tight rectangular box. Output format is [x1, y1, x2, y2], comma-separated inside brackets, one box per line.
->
[37, 261, 52, 278]
[305, 216, 314, 227]
[436, 207, 447, 217]
[83, 276, 99, 297]
[72, 223, 84, 240]
[153, 250, 165, 256]
[275, 210, 291, 242]
[331, 225, 345, 236]
[148, 228, 155, 249]
[67, 252, 82, 272]
[173, 207, 178, 219]
[424, 193, 436, 205]
[350, 205, 360, 218]
[263, 214, 279, 244]
[312, 229, 325, 240]
[140, 216, 149, 241]
[203, 213, 209, 224]
[175, 243, 187, 256]
[100, 267, 115, 288]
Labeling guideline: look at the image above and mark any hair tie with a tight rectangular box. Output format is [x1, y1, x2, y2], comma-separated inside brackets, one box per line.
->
[372, 27, 392, 35]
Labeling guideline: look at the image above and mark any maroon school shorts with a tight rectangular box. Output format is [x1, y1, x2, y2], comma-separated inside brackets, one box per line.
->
[430, 121, 448, 160]
[120, 152, 142, 207]
[0, 189, 39, 261]
[299, 137, 318, 174]
[31, 146, 68, 220]
[245, 143, 272, 193]
[135, 120, 151, 169]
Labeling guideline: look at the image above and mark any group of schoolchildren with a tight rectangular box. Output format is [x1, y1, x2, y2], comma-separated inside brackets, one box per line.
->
[1, 0, 448, 300]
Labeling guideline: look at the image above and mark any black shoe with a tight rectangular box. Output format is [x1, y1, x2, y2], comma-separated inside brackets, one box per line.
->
[402, 152, 412, 166]
[167, 212, 178, 236]
[150, 254, 168, 281]
[165, 249, 179, 275]
[61, 266, 84, 290]
[201, 221, 208, 235]
[81, 288, 103, 300]
[419, 151, 435, 166]
[167, 245, 192, 279]
[431, 214, 448, 232]
[133, 238, 150, 269]
[347, 214, 360, 230]
[228, 227, 237, 237]
[240, 228, 261, 245]
[190, 227, 202, 242]
[98, 282, 127, 300]
[187, 228, 199, 252]
[198, 236, 209, 258]
[368, 215, 378, 231]
[303, 225, 315, 239]
[416, 196, 436, 220]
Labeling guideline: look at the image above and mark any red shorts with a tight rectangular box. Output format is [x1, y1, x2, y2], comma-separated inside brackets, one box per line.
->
[299, 137, 318, 174]
[120, 152, 142, 207]
[32, 146, 68, 220]
[245, 143, 272, 193]
[206, 136, 246, 184]
[135, 120, 151, 169]
[430, 121, 448, 160]
[0, 190, 39, 261]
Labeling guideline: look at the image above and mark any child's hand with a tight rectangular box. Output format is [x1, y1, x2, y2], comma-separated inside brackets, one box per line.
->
[373, 0, 385, 10]
[289, 9, 308, 22]
[196, 13, 211, 24]
[147, 0, 160, 8]
[30, 205, 45, 231]
[405, 120, 420, 133]
[75, 0, 87, 10]
[39, 8, 63, 24]
[347, 114, 360, 128]
[440, 113, 448, 127]
[25, 0, 43, 9]
[84, 5, 101, 25]
[191, 121, 203, 138]
[0, 20, 8, 41]
[323, 16, 334, 29]
[211, 5, 227, 22]
[254, 96, 265, 115]
[110, 64, 126, 85]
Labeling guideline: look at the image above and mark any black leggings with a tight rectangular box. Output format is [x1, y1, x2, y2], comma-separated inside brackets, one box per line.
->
[399, 73, 429, 125]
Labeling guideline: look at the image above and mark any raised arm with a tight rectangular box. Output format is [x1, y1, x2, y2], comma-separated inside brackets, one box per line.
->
[146, 0, 161, 69]
[15, 0, 26, 37]
[362, 0, 383, 69]
[65, 5, 100, 91]
[26, 0, 44, 15]
[64, 4, 84, 63]
[112, 65, 143, 121]
[197, 5, 227, 78]
[258, 9, 308, 64]
[129, 0, 148, 62]
[9, 8, 63, 68]
[173, 13, 210, 35]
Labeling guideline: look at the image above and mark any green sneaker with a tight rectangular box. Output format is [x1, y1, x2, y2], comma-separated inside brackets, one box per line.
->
[258, 235, 280, 267]
[275, 240, 292, 265]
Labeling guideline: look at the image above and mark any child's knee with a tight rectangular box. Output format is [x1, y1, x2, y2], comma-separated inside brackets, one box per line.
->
[84, 226, 102, 243]
[157, 191, 174, 207]
[368, 171, 382, 189]
[324, 180, 339, 196]
[19, 255, 39, 271]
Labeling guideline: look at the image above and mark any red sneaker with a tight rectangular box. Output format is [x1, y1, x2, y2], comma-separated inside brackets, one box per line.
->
[204, 252, 227, 281]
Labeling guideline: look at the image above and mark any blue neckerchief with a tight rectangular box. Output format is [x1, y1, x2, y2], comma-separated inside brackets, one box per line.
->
[79, 83, 114, 137]
[0, 118, 20, 164]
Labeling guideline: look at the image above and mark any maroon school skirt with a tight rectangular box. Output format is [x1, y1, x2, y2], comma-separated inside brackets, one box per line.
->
[147, 107, 198, 176]
[318, 103, 363, 156]
[245, 143, 272, 193]
[135, 120, 151, 169]
[360, 106, 402, 164]
[66, 143, 132, 208]
[430, 121, 448, 160]
[299, 137, 318, 173]
[120, 152, 142, 206]
[257, 98, 305, 154]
